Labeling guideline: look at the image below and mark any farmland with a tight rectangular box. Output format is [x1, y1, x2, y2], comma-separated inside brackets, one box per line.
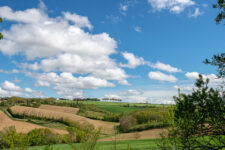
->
[9, 105, 118, 135]
[0, 110, 67, 134]
[0, 97, 170, 149]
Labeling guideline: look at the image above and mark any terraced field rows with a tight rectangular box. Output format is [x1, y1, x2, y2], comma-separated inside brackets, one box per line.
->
[39, 105, 79, 114]
[0, 111, 67, 134]
[10, 105, 118, 134]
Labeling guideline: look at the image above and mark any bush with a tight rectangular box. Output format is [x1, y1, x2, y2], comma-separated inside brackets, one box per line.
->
[0, 126, 29, 149]
[27, 128, 63, 146]
[119, 115, 136, 132]
[66, 123, 101, 150]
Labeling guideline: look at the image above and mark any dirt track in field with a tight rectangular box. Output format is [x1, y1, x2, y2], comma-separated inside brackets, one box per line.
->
[11, 105, 118, 134]
[0, 111, 67, 134]
[99, 129, 167, 141]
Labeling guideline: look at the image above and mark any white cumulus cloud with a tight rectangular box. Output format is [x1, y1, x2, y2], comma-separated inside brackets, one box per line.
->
[0, 3, 130, 99]
[148, 0, 195, 14]
[150, 61, 182, 73]
[148, 71, 178, 82]
[185, 72, 224, 84]
[0, 80, 45, 98]
[120, 52, 146, 68]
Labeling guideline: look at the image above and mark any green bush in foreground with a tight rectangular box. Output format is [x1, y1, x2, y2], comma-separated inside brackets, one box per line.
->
[0, 126, 29, 149]
[27, 129, 63, 146]
[0, 122, 100, 149]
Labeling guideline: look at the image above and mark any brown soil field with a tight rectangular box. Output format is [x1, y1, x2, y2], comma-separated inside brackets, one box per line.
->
[0, 111, 67, 134]
[10, 106, 118, 134]
[99, 129, 167, 141]
[39, 105, 79, 114]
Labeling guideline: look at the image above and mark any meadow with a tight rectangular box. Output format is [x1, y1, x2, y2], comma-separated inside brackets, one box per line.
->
[29, 139, 161, 150]
[55, 100, 165, 113]
[0, 97, 170, 150]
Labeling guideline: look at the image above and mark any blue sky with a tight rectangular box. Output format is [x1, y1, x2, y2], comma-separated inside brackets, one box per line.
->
[0, 0, 224, 104]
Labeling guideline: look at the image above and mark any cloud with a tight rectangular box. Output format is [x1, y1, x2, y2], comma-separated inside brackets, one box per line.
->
[149, 61, 182, 73]
[22, 53, 128, 83]
[134, 26, 142, 32]
[119, 0, 138, 15]
[148, 0, 195, 14]
[13, 77, 22, 83]
[173, 85, 193, 91]
[33, 72, 115, 89]
[120, 53, 182, 75]
[26, 72, 115, 99]
[188, 8, 204, 18]
[185, 72, 224, 84]
[0, 69, 19, 74]
[120, 52, 146, 68]
[106, 15, 121, 23]
[24, 87, 33, 93]
[0, 6, 116, 59]
[2, 80, 21, 91]
[0, 80, 45, 98]
[104, 89, 177, 104]
[0, 3, 130, 93]
[120, 4, 128, 11]
[0, 5, 116, 59]
[148, 71, 178, 82]
[63, 12, 93, 30]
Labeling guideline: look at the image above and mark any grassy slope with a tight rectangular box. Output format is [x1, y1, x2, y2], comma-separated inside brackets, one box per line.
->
[29, 139, 160, 150]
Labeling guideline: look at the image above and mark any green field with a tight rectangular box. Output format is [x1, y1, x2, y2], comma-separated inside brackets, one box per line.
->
[56, 100, 165, 113]
[29, 139, 161, 150]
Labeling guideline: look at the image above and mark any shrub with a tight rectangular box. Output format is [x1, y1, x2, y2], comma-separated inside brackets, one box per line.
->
[0, 126, 29, 149]
[119, 115, 136, 132]
[27, 128, 62, 146]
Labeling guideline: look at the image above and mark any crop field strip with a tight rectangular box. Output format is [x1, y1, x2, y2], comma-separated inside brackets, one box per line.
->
[0, 110, 67, 134]
[10, 105, 118, 134]
[36, 105, 167, 141]
[39, 104, 79, 114]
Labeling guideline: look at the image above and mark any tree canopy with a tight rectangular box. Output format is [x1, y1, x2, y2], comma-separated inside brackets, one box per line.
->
[214, 0, 225, 24]
[204, 53, 225, 78]
[163, 75, 225, 149]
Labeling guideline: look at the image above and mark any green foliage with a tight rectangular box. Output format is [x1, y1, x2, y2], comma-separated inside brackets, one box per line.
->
[119, 115, 137, 132]
[66, 123, 101, 150]
[165, 74, 225, 149]
[78, 105, 121, 122]
[119, 107, 170, 132]
[213, 0, 225, 24]
[0, 126, 29, 149]
[27, 129, 62, 146]
[29, 139, 160, 150]
[204, 53, 225, 78]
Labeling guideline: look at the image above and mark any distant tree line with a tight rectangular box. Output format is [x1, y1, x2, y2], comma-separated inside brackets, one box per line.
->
[102, 98, 122, 102]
